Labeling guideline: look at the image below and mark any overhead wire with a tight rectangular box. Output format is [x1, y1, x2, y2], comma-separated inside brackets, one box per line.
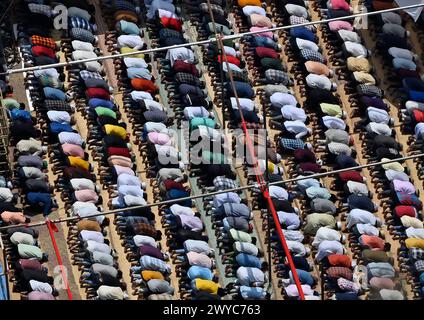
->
[1, 2, 424, 75]
[1, 153, 423, 231]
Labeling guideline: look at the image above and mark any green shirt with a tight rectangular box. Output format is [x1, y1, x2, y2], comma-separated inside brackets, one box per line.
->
[119, 20, 140, 35]
[95, 107, 116, 119]
[304, 213, 335, 236]
[2, 98, 20, 110]
[18, 243, 43, 260]
[38, 75, 62, 88]
[320, 103, 343, 117]
[207, 22, 231, 35]
[362, 249, 391, 263]
[229, 229, 252, 243]
[190, 118, 216, 131]
[261, 57, 283, 71]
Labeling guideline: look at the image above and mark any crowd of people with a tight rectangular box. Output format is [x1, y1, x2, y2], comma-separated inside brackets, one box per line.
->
[0, 0, 63, 300]
[101, 0, 180, 300]
[362, 0, 424, 300]
[0, 0, 423, 301]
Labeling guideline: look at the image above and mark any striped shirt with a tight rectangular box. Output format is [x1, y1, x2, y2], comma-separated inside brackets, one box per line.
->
[69, 16, 97, 33]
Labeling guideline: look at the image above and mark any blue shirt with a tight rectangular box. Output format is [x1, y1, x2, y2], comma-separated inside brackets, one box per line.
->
[392, 57, 416, 70]
[50, 122, 74, 134]
[408, 90, 424, 103]
[292, 257, 311, 271]
[187, 266, 213, 280]
[44, 87, 66, 101]
[248, 36, 278, 50]
[335, 292, 359, 300]
[239, 286, 266, 299]
[162, 37, 187, 46]
[236, 253, 262, 268]
[167, 189, 191, 207]
[139, 256, 171, 274]
[69, 16, 96, 32]
[402, 78, 424, 92]
[10, 109, 31, 121]
[289, 269, 314, 286]
[232, 109, 260, 124]
[26, 192, 52, 216]
[290, 27, 316, 43]
[89, 98, 115, 109]
[167, 189, 190, 200]
[335, 154, 358, 169]
[226, 81, 255, 99]
[119, 20, 140, 35]
[127, 67, 152, 80]
[348, 194, 376, 212]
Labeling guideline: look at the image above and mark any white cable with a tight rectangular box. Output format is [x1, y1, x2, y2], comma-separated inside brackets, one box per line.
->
[1, 152, 423, 231]
[2, 2, 424, 75]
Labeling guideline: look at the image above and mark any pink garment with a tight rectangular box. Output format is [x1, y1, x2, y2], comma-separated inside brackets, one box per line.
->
[179, 215, 203, 232]
[1, 211, 26, 224]
[74, 189, 99, 203]
[330, 0, 351, 11]
[393, 179, 416, 194]
[250, 26, 274, 39]
[250, 14, 273, 28]
[186, 251, 213, 268]
[61, 143, 85, 158]
[328, 20, 353, 32]
[108, 155, 132, 168]
[28, 291, 55, 300]
[369, 277, 396, 290]
[148, 132, 172, 146]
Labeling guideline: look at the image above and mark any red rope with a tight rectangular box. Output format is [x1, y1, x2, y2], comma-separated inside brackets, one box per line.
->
[46, 219, 73, 300]
[216, 36, 305, 299]
[240, 119, 305, 300]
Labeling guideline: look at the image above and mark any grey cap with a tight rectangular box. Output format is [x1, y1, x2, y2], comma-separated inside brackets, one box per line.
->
[258, 114, 264, 123]
[276, 153, 282, 162]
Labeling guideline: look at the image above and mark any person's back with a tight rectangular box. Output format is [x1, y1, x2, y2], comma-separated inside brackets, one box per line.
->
[236, 267, 265, 286]
[97, 285, 126, 300]
[18, 244, 43, 260]
[92, 263, 118, 278]
[367, 262, 395, 278]
[28, 291, 55, 300]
